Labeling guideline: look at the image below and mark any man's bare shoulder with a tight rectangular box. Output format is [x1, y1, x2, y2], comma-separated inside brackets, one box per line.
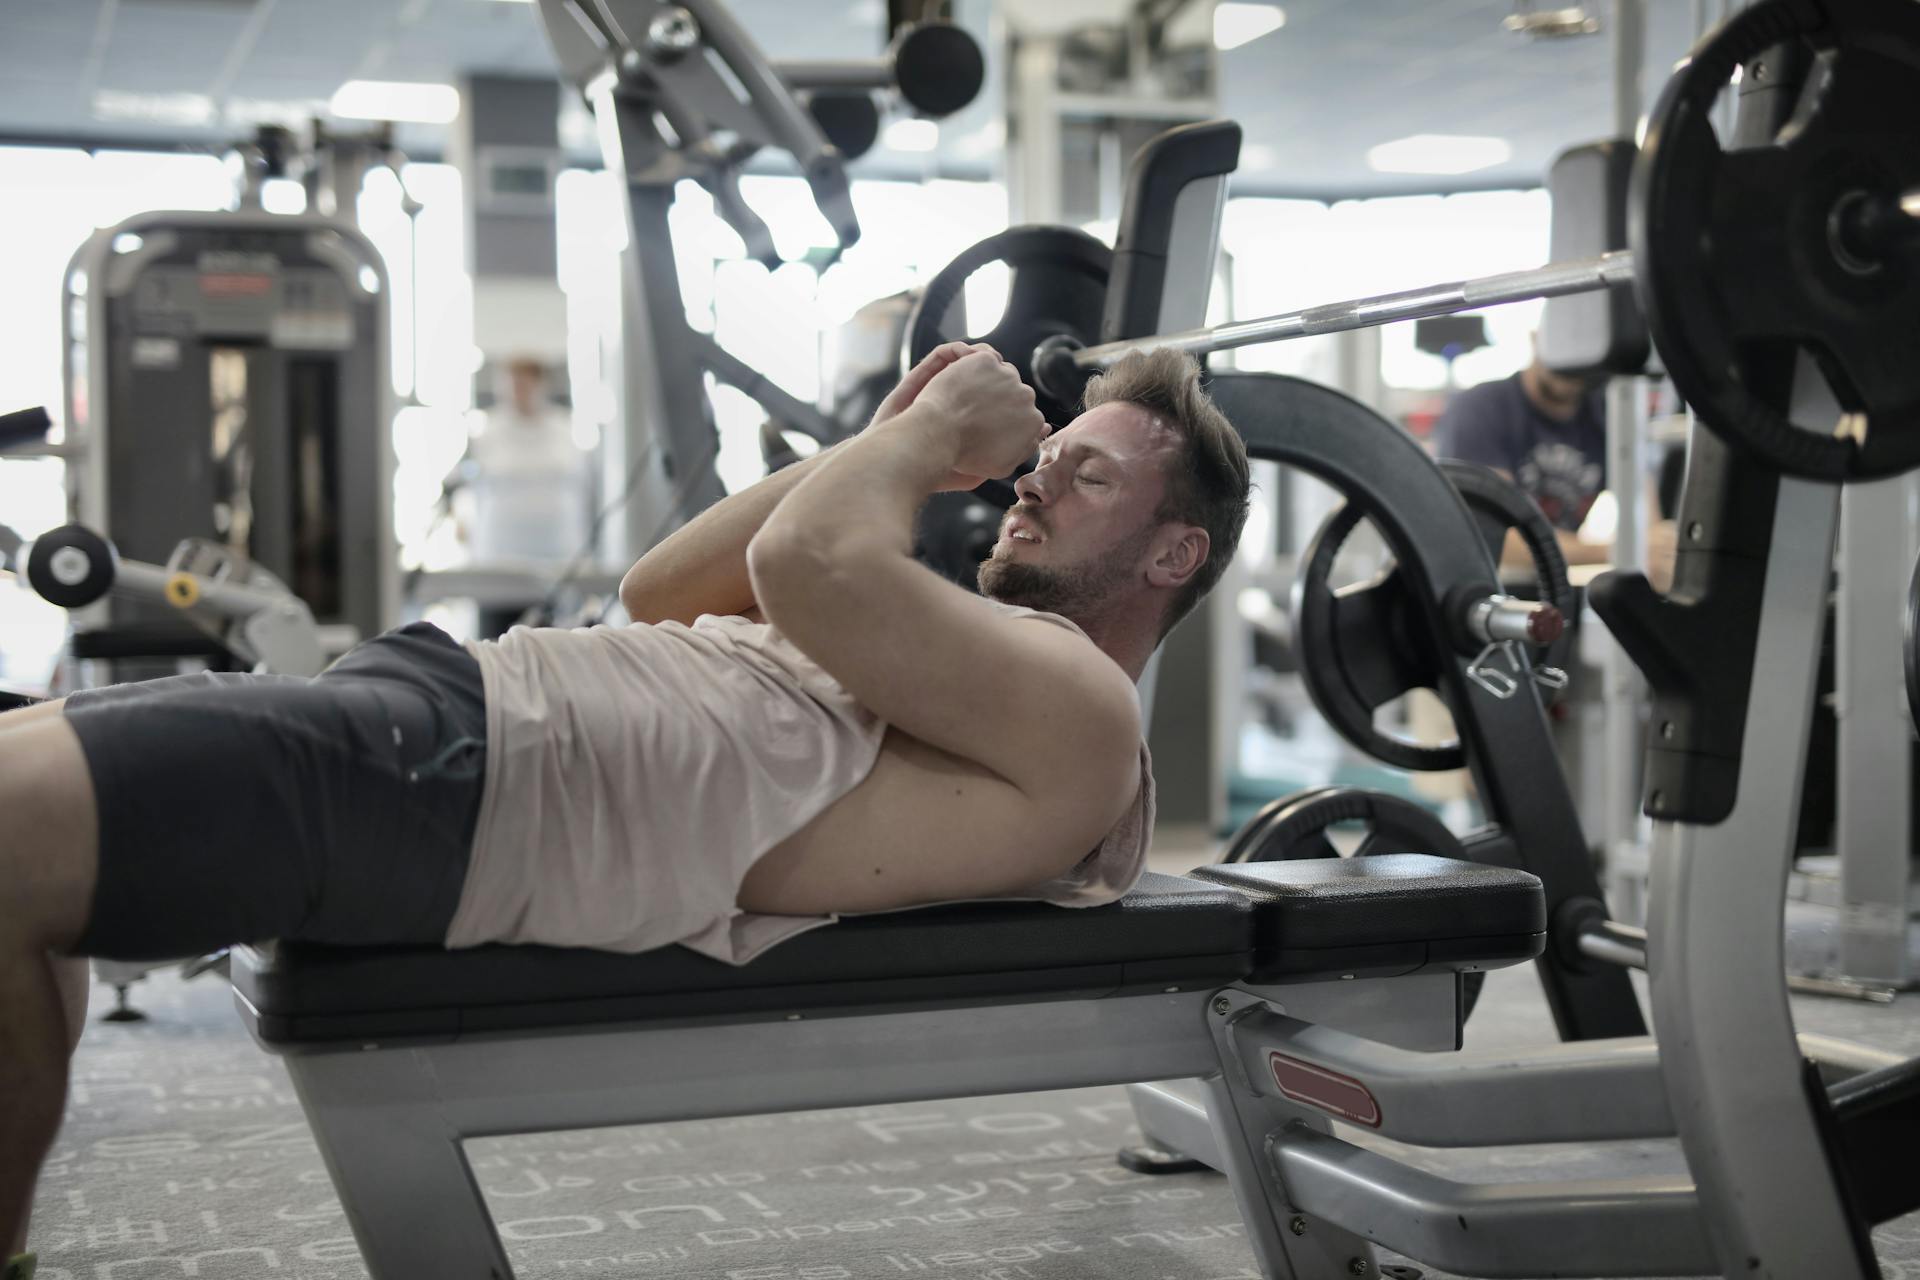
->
[982, 611, 1143, 803]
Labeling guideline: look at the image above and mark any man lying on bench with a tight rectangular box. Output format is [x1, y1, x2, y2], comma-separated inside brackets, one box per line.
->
[0, 343, 1251, 1274]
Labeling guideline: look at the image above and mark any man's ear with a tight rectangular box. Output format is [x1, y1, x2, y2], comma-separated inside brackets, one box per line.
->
[1147, 525, 1209, 591]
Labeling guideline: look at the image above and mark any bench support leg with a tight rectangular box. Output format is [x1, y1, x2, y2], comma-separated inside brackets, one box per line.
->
[1125, 1081, 1224, 1170]
[1201, 991, 1381, 1279]
[285, 1048, 516, 1280]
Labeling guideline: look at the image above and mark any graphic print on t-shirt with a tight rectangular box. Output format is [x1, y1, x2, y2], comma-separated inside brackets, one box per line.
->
[1516, 440, 1603, 531]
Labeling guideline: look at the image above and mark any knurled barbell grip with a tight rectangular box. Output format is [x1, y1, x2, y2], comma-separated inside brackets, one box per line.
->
[1065, 250, 1636, 371]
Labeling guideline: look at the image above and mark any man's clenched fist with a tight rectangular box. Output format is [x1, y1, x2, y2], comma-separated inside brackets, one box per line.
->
[912, 349, 1049, 487]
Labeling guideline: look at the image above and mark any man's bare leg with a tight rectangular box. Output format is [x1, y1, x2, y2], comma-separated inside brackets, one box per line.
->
[0, 698, 67, 734]
[0, 715, 99, 1257]
[51, 957, 88, 1055]
[6, 707, 92, 1054]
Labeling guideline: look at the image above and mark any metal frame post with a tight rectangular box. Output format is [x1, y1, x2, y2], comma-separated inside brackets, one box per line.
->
[1647, 476, 1866, 1275]
[593, 81, 729, 563]
[1833, 475, 1919, 987]
[1602, 375, 1650, 919]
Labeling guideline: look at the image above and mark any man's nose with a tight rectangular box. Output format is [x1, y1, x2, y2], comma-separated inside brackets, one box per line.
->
[1013, 468, 1049, 504]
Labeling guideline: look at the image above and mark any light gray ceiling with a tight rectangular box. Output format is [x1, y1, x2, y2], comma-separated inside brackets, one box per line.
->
[0, 0, 1708, 198]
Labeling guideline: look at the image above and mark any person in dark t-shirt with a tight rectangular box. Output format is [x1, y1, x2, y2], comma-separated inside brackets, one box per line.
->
[1433, 351, 1677, 587]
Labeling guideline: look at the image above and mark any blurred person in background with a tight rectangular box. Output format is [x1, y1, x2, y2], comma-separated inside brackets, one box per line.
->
[444, 356, 595, 634]
[1433, 347, 1675, 590]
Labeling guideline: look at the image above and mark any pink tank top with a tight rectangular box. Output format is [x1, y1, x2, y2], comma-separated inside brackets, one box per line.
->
[445, 602, 1155, 964]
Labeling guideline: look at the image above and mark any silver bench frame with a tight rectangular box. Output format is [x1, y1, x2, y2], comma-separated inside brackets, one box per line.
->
[247, 970, 1470, 1278]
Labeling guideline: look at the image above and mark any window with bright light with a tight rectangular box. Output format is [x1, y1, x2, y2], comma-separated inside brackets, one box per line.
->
[358, 162, 475, 572]
[1223, 188, 1550, 392]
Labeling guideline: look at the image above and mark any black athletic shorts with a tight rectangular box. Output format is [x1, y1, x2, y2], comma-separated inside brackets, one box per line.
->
[64, 621, 488, 961]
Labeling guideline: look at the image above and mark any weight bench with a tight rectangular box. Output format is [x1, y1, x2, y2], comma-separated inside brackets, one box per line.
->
[233, 854, 1544, 1279]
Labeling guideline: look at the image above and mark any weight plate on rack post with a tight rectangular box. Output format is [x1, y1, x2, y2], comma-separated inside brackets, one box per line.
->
[1292, 461, 1574, 773]
[905, 225, 1113, 428]
[1222, 785, 1468, 865]
[1633, 0, 1920, 480]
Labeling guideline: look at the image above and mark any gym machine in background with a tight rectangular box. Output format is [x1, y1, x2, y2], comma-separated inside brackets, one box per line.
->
[25, 523, 331, 680]
[1542, 120, 1920, 1000]
[531, 0, 984, 573]
[60, 206, 394, 684]
[40, 132, 401, 1017]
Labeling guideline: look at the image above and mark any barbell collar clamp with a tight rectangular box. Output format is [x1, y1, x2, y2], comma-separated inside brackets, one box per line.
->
[1467, 594, 1565, 647]
[1465, 643, 1522, 701]
[1066, 251, 1636, 372]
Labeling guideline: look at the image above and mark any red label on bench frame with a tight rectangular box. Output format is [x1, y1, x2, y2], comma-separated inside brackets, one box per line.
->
[1268, 1052, 1382, 1127]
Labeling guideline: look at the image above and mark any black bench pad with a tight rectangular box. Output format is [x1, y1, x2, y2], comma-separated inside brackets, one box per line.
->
[234, 857, 1544, 1048]
[1192, 856, 1547, 981]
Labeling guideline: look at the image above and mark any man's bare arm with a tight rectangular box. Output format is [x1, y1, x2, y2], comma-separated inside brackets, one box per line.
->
[618, 445, 841, 625]
[619, 343, 984, 626]
[746, 368, 1140, 812]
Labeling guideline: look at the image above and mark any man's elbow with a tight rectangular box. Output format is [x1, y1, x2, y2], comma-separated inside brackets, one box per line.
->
[743, 535, 808, 628]
[619, 567, 659, 625]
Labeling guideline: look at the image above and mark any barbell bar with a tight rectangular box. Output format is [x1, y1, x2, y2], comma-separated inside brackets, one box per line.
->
[1041, 250, 1639, 393]
[1033, 182, 1914, 401]
[1050, 182, 1919, 388]
[1022, 171, 1918, 483]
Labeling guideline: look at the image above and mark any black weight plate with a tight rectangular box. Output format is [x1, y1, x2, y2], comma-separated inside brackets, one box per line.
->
[805, 91, 880, 161]
[914, 490, 1005, 592]
[1221, 784, 1345, 864]
[1294, 504, 1454, 772]
[26, 524, 117, 609]
[1241, 786, 1469, 865]
[1294, 468, 1573, 772]
[891, 23, 986, 119]
[906, 225, 1113, 428]
[1634, 0, 1920, 481]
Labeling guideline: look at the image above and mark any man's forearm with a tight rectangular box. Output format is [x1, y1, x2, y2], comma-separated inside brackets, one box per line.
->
[619, 443, 843, 623]
[752, 410, 952, 568]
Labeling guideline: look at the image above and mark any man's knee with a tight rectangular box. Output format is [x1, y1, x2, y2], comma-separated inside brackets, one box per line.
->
[0, 718, 99, 954]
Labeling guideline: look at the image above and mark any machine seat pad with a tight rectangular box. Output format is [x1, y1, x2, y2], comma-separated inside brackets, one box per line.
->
[233, 858, 1544, 1048]
[1190, 854, 1546, 981]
